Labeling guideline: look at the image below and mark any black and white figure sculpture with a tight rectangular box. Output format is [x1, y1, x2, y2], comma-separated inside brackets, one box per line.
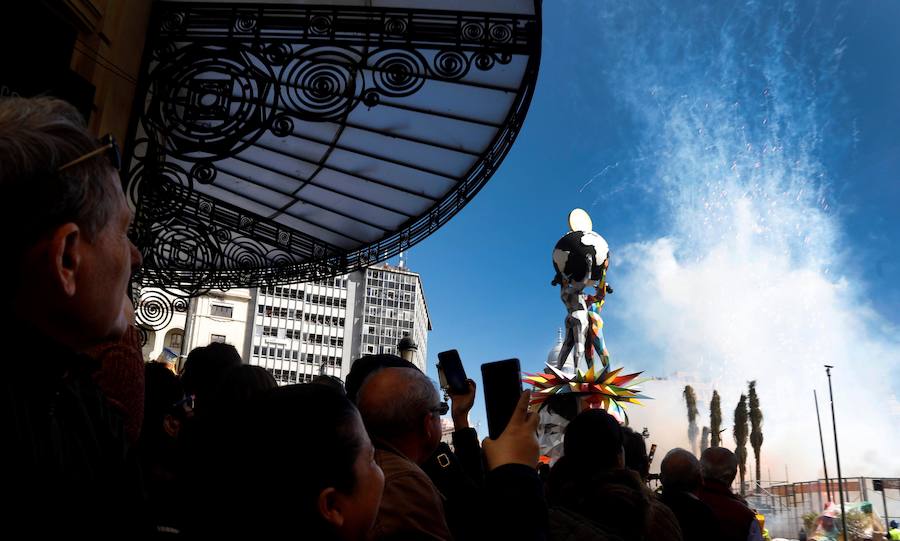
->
[551, 209, 609, 372]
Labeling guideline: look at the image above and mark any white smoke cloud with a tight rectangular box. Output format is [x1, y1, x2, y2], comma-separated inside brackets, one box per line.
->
[582, 0, 900, 481]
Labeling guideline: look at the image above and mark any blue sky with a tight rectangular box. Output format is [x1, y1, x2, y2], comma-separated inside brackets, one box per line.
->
[400, 1, 899, 478]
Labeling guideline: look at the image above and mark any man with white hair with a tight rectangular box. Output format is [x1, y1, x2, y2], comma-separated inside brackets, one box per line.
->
[0, 97, 143, 535]
[357, 366, 452, 540]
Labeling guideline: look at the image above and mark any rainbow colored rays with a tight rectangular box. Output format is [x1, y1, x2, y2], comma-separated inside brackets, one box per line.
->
[524, 363, 651, 422]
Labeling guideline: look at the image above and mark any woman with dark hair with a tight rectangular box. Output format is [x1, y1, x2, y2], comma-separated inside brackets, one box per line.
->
[179, 342, 242, 414]
[200, 383, 384, 540]
[205, 363, 276, 415]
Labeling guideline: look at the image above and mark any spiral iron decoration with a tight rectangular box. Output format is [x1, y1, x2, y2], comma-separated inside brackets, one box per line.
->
[126, 2, 540, 293]
[489, 23, 513, 43]
[145, 45, 276, 161]
[461, 21, 485, 41]
[161, 11, 184, 32]
[190, 162, 217, 185]
[309, 15, 332, 36]
[136, 290, 176, 330]
[384, 17, 408, 36]
[370, 50, 427, 97]
[270, 114, 295, 137]
[127, 158, 193, 227]
[433, 50, 470, 80]
[149, 224, 220, 273]
[234, 12, 257, 33]
[280, 48, 362, 121]
[223, 238, 269, 271]
[261, 42, 292, 66]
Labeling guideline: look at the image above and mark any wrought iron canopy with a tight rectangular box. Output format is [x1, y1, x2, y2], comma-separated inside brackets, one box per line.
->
[126, 1, 541, 292]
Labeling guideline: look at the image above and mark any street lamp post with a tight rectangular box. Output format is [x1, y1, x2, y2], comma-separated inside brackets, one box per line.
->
[813, 389, 834, 501]
[398, 334, 418, 363]
[824, 365, 848, 538]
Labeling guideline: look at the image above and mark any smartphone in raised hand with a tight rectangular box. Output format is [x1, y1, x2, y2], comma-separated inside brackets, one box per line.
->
[481, 358, 522, 440]
[437, 349, 469, 395]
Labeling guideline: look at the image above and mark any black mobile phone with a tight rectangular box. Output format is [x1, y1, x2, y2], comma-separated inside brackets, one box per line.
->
[481, 358, 522, 440]
[437, 349, 468, 395]
[648, 443, 658, 466]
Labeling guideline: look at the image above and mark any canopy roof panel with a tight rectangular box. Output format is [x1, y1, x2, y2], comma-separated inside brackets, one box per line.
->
[126, 1, 541, 291]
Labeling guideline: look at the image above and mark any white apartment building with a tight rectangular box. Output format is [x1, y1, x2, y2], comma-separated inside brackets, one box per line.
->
[138, 263, 430, 384]
[139, 288, 252, 371]
[246, 275, 356, 385]
[354, 264, 430, 370]
[246, 262, 431, 385]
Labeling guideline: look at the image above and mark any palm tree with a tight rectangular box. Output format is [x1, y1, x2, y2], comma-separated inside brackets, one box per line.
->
[711, 390, 722, 447]
[734, 394, 749, 495]
[748, 381, 764, 493]
[700, 426, 710, 453]
[684, 385, 699, 454]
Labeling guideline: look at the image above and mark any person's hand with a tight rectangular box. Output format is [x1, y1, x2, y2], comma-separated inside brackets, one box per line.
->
[449, 378, 476, 429]
[482, 391, 539, 470]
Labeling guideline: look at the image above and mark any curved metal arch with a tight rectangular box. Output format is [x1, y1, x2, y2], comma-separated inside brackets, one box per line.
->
[125, 1, 541, 325]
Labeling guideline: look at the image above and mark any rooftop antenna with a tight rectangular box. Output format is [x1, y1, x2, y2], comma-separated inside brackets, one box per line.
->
[398, 250, 406, 269]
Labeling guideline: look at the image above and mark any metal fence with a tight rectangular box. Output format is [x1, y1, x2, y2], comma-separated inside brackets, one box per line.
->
[748, 477, 900, 539]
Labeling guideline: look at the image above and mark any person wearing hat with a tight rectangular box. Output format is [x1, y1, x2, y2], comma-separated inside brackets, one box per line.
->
[889, 519, 900, 540]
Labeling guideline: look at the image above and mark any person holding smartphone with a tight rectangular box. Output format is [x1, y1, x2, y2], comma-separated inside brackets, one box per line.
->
[422, 375, 485, 540]
[357, 366, 454, 540]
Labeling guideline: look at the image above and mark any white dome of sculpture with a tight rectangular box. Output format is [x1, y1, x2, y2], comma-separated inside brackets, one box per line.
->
[547, 328, 573, 368]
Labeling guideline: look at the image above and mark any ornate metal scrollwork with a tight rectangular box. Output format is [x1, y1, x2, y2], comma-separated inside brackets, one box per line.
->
[125, 2, 541, 296]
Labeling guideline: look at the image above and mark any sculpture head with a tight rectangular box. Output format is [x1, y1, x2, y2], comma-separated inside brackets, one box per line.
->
[551, 209, 609, 287]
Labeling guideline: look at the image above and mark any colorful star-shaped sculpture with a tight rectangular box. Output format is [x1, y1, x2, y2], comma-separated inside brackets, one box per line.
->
[524, 363, 651, 423]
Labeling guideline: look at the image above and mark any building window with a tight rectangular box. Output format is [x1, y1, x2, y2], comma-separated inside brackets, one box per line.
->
[210, 334, 226, 343]
[210, 304, 233, 318]
[167, 331, 183, 349]
[253, 345, 260, 355]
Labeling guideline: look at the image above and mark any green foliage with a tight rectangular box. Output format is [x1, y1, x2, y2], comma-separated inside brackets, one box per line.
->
[802, 512, 818, 532]
[711, 390, 722, 447]
[734, 394, 749, 494]
[684, 385, 699, 421]
[748, 381, 764, 491]
[684, 385, 699, 452]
